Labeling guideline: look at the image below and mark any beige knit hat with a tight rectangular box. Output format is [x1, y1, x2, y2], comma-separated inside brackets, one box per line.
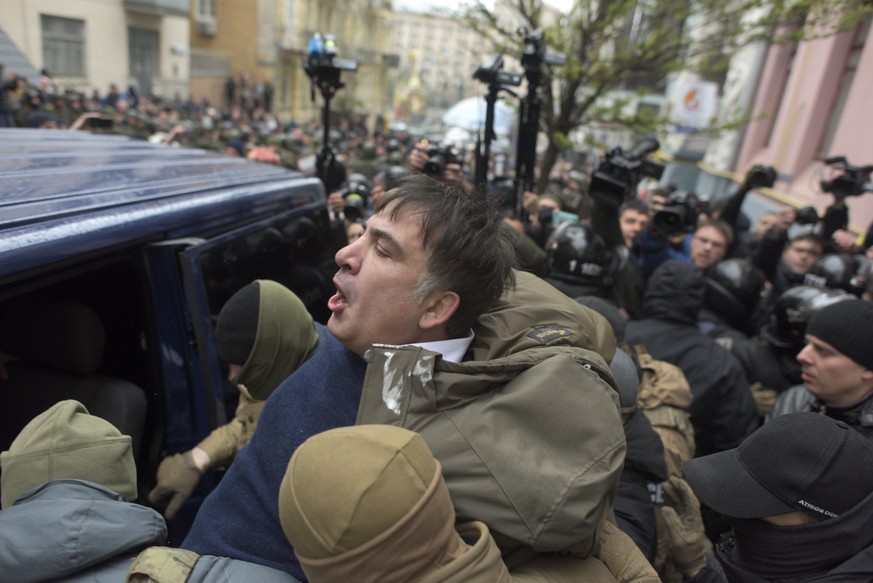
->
[279, 424, 438, 559]
[0, 400, 136, 508]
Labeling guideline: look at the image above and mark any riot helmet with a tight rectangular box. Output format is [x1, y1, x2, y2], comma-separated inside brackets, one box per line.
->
[804, 253, 869, 297]
[704, 259, 767, 322]
[762, 285, 853, 349]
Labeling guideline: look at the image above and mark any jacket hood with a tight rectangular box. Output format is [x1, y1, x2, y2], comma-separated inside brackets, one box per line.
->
[0, 480, 166, 582]
[358, 344, 625, 557]
[642, 260, 705, 325]
[236, 280, 318, 400]
[472, 270, 616, 364]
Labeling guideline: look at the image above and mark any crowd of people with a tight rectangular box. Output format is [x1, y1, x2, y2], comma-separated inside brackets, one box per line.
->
[2, 61, 873, 583]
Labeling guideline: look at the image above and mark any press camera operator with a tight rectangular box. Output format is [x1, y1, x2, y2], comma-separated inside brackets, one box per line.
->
[586, 139, 670, 317]
[408, 140, 469, 190]
[637, 190, 734, 278]
[751, 212, 823, 298]
[408, 138, 551, 277]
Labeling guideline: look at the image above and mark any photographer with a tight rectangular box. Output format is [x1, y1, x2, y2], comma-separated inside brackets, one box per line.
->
[408, 140, 470, 190]
[409, 139, 550, 277]
[818, 156, 873, 253]
[752, 223, 823, 298]
[637, 189, 733, 278]
[711, 164, 779, 259]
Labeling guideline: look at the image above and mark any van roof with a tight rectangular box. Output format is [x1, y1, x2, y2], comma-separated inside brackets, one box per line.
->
[0, 129, 324, 278]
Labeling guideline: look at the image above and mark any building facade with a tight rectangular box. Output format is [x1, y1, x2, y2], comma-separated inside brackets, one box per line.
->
[702, 16, 873, 234]
[1, 0, 191, 99]
[190, 0, 395, 123]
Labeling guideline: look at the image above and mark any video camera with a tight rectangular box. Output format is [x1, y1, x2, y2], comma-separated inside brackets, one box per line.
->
[820, 156, 873, 198]
[520, 28, 567, 72]
[302, 33, 358, 100]
[473, 55, 522, 89]
[744, 164, 778, 189]
[589, 137, 665, 207]
[423, 143, 462, 178]
[794, 205, 820, 226]
[653, 191, 703, 236]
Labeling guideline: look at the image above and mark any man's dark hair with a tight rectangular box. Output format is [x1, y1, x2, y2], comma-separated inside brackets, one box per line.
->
[376, 174, 516, 337]
[619, 199, 647, 216]
[788, 232, 822, 249]
[697, 218, 734, 247]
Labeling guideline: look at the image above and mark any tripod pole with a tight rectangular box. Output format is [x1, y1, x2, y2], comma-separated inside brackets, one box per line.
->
[317, 92, 333, 188]
[475, 85, 499, 192]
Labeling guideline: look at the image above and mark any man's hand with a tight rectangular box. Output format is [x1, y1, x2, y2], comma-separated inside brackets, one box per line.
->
[772, 207, 795, 235]
[409, 144, 427, 171]
[750, 382, 778, 418]
[660, 475, 707, 578]
[148, 451, 204, 519]
[648, 193, 667, 219]
[831, 229, 859, 253]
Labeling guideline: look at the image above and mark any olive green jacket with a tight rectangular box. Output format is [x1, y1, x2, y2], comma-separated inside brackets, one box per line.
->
[357, 271, 626, 564]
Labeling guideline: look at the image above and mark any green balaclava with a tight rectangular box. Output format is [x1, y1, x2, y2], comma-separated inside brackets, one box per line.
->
[216, 280, 319, 401]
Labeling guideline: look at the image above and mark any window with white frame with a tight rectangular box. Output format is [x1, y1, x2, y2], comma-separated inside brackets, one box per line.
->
[41, 15, 85, 77]
[197, 0, 216, 19]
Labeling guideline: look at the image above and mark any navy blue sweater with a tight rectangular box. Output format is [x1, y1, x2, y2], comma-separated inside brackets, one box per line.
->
[182, 328, 367, 580]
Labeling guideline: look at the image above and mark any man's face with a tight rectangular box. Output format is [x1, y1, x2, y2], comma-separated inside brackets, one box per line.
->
[797, 335, 873, 406]
[619, 209, 648, 248]
[328, 202, 432, 356]
[690, 225, 727, 269]
[442, 163, 464, 188]
[782, 239, 822, 275]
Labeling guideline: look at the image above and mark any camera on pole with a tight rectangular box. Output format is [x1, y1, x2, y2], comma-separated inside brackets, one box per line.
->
[515, 28, 565, 217]
[302, 33, 358, 191]
[472, 55, 522, 192]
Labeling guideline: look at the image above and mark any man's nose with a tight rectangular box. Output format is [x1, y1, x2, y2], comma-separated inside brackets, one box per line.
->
[797, 344, 812, 364]
[335, 238, 360, 272]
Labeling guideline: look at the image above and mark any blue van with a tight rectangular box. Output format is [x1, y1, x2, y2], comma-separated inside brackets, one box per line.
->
[0, 129, 334, 539]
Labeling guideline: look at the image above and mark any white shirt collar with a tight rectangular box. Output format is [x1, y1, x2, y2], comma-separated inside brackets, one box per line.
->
[408, 329, 474, 363]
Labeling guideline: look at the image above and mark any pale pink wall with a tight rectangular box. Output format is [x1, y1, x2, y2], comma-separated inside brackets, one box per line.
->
[736, 25, 873, 235]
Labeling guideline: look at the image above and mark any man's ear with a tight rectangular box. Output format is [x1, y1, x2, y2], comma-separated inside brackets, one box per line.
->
[419, 291, 460, 331]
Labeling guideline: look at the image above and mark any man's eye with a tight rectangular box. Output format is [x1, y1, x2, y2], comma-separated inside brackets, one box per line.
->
[375, 245, 389, 258]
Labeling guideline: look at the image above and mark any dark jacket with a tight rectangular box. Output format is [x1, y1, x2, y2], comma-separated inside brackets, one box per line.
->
[182, 327, 366, 581]
[614, 411, 668, 562]
[770, 386, 873, 440]
[730, 337, 802, 394]
[626, 261, 758, 456]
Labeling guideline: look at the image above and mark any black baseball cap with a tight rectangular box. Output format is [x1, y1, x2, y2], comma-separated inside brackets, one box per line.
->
[683, 412, 873, 520]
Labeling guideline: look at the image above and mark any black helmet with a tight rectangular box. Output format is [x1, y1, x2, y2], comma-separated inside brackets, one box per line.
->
[547, 221, 612, 287]
[762, 285, 853, 349]
[342, 173, 371, 221]
[804, 253, 869, 297]
[384, 165, 409, 189]
[704, 259, 767, 321]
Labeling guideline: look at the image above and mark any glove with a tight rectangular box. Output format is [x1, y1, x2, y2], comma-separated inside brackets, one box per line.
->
[148, 451, 202, 519]
[750, 382, 778, 418]
[660, 475, 707, 577]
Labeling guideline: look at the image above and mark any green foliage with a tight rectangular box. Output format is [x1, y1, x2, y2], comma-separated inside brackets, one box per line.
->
[458, 0, 870, 191]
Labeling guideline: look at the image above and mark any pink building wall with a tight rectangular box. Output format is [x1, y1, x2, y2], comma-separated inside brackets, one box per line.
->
[736, 23, 873, 235]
